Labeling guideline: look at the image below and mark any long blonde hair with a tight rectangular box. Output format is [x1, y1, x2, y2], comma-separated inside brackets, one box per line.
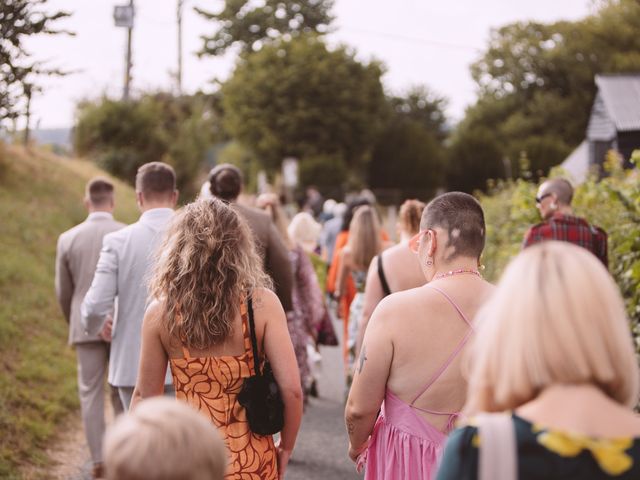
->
[348, 205, 382, 271]
[464, 241, 639, 414]
[150, 198, 272, 349]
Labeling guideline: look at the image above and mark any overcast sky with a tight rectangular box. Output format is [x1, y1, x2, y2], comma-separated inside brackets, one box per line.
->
[26, 0, 594, 129]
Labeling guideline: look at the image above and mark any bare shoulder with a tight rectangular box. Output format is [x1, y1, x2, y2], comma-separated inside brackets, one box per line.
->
[370, 288, 422, 326]
[251, 287, 284, 313]
[143, 298, 167, 330]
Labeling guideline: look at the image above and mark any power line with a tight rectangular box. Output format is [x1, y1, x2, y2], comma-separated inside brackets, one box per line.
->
[338, 25, 481, 52]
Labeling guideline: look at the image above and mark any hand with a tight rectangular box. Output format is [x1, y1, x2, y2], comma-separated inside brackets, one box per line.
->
[348, 439, 368, 465]
[275, 442, 293, 480]
[100, 315, 113, 342]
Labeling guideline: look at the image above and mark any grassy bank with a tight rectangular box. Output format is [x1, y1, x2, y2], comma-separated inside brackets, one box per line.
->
[0, 144, 140, 478]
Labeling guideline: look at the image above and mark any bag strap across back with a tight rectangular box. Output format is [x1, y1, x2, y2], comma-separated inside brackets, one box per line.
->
[246, 297, 262, 377]
[477, 412, 518, 480]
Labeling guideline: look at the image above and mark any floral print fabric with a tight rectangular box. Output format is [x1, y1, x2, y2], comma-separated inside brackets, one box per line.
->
[437, 414, 640, 480]
[169, 302, 278, 479]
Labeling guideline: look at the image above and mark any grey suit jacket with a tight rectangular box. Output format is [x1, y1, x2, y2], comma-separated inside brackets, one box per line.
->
[55, 212, 125, 345]
[81, 208, 174, 387]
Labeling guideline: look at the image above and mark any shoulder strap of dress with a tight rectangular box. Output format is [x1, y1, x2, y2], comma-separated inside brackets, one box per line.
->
[410, 285, 474, 405]
[377, 253, 392, 297]
[246, 297, 262, 376]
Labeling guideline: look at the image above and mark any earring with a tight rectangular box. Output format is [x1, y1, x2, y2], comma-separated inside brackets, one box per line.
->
[426, 258, 433, 266]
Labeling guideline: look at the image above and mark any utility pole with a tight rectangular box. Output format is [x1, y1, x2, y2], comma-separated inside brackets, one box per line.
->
[114, 2, 135, 100]
[23, 83, 32, 146]
[123, 0, 134, 100]
[177, 0, 184, 95]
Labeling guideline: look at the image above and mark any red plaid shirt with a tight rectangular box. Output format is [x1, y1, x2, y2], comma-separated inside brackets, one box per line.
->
[523, 213, 608, 268]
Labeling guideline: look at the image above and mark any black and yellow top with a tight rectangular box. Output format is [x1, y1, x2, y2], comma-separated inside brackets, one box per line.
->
[437, 414, 640, 480]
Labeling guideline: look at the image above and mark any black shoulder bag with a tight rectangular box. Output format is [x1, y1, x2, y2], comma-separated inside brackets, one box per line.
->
[237, 297, 285, 435]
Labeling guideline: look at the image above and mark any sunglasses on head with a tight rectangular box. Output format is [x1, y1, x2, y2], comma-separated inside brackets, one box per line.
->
[535, 193, 552, 204]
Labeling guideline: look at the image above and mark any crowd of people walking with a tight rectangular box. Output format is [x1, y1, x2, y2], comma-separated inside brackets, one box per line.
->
[54, 159, 640, 480]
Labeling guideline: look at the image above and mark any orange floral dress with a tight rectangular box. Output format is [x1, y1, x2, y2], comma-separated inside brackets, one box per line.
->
[169, 303, 278, 479]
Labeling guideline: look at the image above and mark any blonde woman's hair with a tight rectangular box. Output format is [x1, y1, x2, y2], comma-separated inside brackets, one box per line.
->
[464, 241, 640, 415]
[150, 198, 271, 350]
[104, 397, 227, 480]
[398, 199, 426, 236]
[256, 193, 293, 249]
[348, 205, 382, 270]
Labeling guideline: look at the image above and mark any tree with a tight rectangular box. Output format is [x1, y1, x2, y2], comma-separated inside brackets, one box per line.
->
[74, 93, 220, 199]
[452, 0, 640, 185]
[197, 0, 334, 56]
[220, 35, 388, 187]
[0, 0, 71, 129]
[368, 87, 448, 201]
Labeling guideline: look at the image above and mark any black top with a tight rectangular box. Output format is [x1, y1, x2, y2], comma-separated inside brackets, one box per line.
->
[377, 252, 391, 297]
[437, 414, 640, 480]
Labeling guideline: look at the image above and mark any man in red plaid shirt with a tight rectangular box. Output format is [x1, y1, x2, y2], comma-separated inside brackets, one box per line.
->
[523, 178, 608, 268]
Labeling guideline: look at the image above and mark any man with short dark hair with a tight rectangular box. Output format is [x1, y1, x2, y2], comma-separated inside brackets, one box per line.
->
[208, 164, 293, 311]
[82, 162, 178, 410]
[523, 177, 608, 267]
[55, 177, 125, 479]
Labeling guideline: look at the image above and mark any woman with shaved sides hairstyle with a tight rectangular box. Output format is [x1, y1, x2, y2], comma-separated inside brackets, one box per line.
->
[345, 192, 494, 479]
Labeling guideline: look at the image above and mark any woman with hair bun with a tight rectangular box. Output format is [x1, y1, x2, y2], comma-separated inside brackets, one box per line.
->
[131, 198, 303, 480]
[256, 193, 333, 403]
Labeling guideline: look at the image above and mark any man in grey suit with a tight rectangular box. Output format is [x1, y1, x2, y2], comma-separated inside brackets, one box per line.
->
[208, 164, 293, 312]
[55, 177, 125, 478]
[82, 162, 178, 411]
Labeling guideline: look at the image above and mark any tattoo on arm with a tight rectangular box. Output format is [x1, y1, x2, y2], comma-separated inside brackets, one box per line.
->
[358, 345, 368, 374]
[347, 420, 355, 434]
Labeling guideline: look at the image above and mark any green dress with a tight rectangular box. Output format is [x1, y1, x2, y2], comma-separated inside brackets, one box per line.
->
[436, 414, 640, 480]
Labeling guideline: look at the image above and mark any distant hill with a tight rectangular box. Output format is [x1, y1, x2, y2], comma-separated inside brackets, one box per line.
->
[0, 145, 139, 476]
[32, 128, 72, 149]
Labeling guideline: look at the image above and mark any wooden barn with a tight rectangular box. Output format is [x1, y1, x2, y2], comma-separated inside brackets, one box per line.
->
[562, 73, 640, 182]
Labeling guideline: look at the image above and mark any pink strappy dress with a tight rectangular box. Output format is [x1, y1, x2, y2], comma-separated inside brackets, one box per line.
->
[361, 286, 474, 480]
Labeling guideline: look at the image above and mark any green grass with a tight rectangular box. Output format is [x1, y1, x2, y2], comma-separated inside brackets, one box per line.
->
[0, 144, 140, 477]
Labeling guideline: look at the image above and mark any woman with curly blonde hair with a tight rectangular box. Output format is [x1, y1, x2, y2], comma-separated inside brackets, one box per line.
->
[131, 198, 303, 480]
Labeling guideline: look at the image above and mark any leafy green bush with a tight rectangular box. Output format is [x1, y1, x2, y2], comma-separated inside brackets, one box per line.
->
[74, 94, 219, 200]
[479, 157, 640, 352]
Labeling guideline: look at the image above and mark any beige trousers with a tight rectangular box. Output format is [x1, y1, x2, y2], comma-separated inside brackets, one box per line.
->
[76, 342, 123, 464]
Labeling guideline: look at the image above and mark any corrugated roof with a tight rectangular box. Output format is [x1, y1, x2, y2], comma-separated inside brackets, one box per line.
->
[595, 74, 640, 132]
[587, 93, 616, 141]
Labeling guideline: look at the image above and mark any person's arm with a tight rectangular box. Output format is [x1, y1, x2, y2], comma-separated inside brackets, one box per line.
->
[355, 256, 384, 358]
[335, 248, 351, 301]
[81, 234, 119, 335]
[345, 299, 394, 463]
[54, 236, 73, 323]
[256, 288, 303, 479]
[130, 300, 169, 410]
[266, 223, 294, 312]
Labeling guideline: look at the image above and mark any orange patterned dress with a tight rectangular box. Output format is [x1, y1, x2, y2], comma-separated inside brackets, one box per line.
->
[169, 303, 278, 479]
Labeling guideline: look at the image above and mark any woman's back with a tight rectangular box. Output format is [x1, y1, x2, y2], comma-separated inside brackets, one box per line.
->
[378, 241, 426, 294]
[161, 297, 278, 479]
[385, 276, 493, 431]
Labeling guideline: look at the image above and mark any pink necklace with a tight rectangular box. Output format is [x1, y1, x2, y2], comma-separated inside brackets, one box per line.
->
[434, 268, 482, 280]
